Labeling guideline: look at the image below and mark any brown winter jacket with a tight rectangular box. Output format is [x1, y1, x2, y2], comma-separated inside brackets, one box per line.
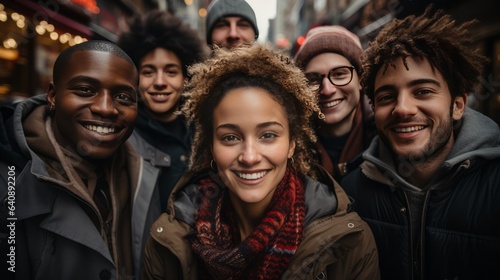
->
[141, 166, 380, 280]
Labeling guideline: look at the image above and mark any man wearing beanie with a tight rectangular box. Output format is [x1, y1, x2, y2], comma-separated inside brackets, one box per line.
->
[206, 0, 259, 49]
[294, 25, 376, 181]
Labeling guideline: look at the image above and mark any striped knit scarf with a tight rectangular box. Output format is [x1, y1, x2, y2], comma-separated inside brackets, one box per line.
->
[190, 168, 305, 280]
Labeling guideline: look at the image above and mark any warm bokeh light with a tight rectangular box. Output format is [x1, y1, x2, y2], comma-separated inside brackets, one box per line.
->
[0, 11, 7, 22]
[16, 20, 25, 28]
[296, 35, 305, 46]
[199, 8, 207, 17]
[3, 38, 18, 49]
[50, 32, 58, 41]
[35, 25, 46, 35]
[46, 24, 55, 32]
[10, 12, 19, 21]
[59, 33, 71, 44]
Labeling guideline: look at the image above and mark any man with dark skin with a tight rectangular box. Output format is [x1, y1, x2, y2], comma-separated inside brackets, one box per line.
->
[0, 40, 142, 280]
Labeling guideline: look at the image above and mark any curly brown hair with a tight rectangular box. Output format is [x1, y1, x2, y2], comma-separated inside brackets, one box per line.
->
[182, 44, 323, 176]
[117, 10, 207, 77]
[362, 5, 488, 103]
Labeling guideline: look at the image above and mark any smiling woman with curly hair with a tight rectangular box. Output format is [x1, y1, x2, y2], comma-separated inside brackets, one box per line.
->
[183, 44, 321, 177]
[141, 43, 380, 280]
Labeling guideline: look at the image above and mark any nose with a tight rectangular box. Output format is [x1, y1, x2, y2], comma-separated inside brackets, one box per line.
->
[228, 23, 239, 38]
[319, 76, 337, 96]
[238, 140, 261, 166]
[392, 93, 417, 117]
[153, 71, 167, 89]
[90, 91, 118, 117]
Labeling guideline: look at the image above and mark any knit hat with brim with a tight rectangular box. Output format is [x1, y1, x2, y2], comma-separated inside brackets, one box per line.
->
[294, 25, 363, 71]
[205, 0, 259, 45]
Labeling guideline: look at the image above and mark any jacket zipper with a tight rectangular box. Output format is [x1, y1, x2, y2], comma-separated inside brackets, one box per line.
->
[402, 191, 415, 280]
[418, 190, 432, 280]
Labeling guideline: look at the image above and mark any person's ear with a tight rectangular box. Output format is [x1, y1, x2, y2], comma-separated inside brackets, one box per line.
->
[47, 82, 56, 108]
[288, 139, 296, 159]
[452, 94, 467, 121]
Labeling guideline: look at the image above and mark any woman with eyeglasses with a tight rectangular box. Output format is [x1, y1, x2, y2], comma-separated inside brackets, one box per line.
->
[295, 25, 377, 181]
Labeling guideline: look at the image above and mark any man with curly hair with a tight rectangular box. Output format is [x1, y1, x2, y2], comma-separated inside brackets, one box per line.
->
[341, 6, 500, 280]
[117, 10, 206, 276]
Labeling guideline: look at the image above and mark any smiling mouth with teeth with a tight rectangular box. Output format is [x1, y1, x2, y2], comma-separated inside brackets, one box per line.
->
[321, 99, 342, 108]
[84, 124, 117, 135]
[149, 92, 171, 96]
[394, 125, 425, 133]
[236, 171, 267, 180]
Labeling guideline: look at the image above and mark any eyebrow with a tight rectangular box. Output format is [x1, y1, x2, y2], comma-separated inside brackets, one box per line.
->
[66, 75, 136, 93]
[216, 121, 285, 131]
[374, 78, 441, 96]
[140, 63, 182, 70]
[306, 65, 353, 74]
[66, 75, 101, 87]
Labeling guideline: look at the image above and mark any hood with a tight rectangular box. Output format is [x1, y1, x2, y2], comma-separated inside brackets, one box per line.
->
[361, 108, 500, 190]
[1, 94, 49, 169]
[446, 108, 500, 164]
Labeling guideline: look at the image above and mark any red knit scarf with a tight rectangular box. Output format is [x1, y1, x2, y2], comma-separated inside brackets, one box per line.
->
[190, 168, 305, 280]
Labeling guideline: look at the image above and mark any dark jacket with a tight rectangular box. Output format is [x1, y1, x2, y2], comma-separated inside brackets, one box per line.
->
[127, 105, 191, 275]
[142, 167, 380, 280]
[0, 95, 145, 280]
[341, 109, 500, 280]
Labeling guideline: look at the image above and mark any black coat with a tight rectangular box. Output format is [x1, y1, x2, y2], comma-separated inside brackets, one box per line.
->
[341, 109, 500, 280]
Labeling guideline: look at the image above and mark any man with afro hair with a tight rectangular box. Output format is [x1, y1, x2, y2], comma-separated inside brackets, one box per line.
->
[341, 5, 500, 280]
[117, 10, 207, 276]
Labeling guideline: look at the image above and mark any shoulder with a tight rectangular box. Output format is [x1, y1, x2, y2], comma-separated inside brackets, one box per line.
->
[288, 211, 379, 279]
[340, 167, 365, 193]
[0, 103, 26, 167]
[166, 170, 215, 226]
[143, 213, 193, 279]
[303, 175, 337, 225]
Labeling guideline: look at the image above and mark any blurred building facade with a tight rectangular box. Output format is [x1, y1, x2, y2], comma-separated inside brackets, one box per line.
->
[0, 0, 208, 104]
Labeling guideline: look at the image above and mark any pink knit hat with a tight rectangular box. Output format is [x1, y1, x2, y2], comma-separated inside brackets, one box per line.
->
[294, 25, 363, 71]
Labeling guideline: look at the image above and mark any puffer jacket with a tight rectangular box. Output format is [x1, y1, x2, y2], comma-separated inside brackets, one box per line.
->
[0, 95, 147, 280]
[341, 109, 500, 280]
[141, 166, 380, 280]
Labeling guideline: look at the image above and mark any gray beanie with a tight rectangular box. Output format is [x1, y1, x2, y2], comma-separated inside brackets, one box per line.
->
[206, 0, 259, 45]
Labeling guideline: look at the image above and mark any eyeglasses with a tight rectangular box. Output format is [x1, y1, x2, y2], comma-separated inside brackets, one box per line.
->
[305, 66, 355, 89]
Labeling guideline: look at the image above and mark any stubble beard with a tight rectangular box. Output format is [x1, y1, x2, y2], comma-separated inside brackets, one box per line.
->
[379, 111, 455, 168]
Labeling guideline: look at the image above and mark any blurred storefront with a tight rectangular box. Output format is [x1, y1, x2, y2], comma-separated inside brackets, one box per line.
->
[0, 0, 156, 104]
[0, 0, 93, 103]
